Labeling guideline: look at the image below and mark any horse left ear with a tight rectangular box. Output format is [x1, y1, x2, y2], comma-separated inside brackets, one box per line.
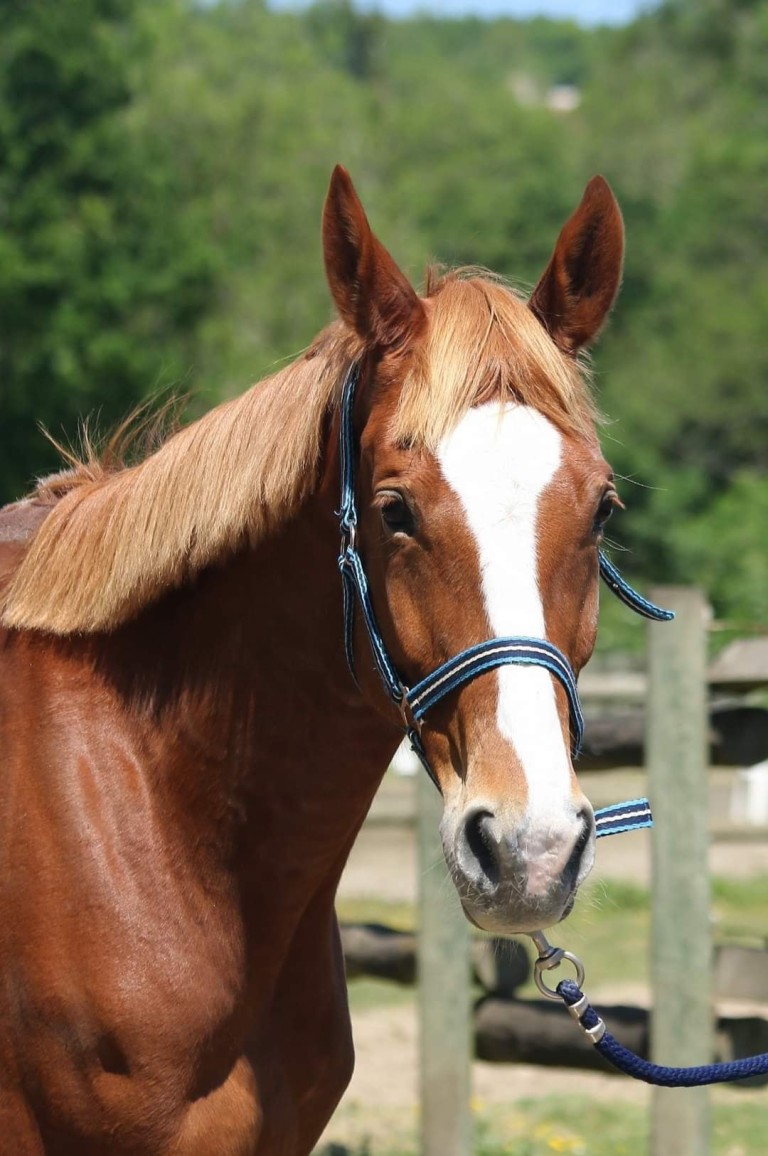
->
[529, 175, 624, 355]
[322, 165, 426, 350]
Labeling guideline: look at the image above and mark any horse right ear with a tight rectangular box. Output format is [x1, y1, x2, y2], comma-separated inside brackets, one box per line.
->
[322, 165, 426, 351]
[529, 176, 624, 355]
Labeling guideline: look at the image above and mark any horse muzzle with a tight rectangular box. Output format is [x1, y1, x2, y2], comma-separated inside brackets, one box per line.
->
[443, 802, 595, 934]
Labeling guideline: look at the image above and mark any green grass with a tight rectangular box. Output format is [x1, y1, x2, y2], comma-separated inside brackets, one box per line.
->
[316, 1096, 768, 1155]
[712, 876, 768, 944]
[336, 897, 416, 932]
[346, 977, 414, 1014]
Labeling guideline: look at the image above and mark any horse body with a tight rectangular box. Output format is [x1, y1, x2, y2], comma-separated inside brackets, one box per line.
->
[0, 166, 627, 1151]
[0, 491, 400, 1153]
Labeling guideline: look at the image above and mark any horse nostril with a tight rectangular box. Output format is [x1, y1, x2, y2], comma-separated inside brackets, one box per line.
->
[462, 808, 501, 888]
[577, 804, 593, 830]
[564, 808, 594, 884]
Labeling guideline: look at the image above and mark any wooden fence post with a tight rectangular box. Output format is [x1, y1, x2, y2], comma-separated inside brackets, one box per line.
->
[417, 773, 472, 1156]
[647, 587, 712, 1156]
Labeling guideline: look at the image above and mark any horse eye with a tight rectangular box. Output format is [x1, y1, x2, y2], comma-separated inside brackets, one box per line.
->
[594, 492, 617, 533]
[380, 494, 416, 537]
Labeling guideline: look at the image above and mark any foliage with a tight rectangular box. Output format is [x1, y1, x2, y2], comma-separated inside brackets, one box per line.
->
[580, 0, 768, 623]
[1, 0, 766, 633]
[0, 0, 218, 498]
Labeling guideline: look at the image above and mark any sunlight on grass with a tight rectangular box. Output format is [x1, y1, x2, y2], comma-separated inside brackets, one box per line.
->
[346, 978, 414, 1014]
[315, 1096, 768, 1155]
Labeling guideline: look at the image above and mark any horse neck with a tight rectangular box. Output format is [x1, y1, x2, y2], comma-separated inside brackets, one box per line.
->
[98, 461, 401, 914]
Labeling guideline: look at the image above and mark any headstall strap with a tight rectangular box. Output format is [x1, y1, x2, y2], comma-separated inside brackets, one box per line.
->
[598, 552, 675, 623]
[336, 359, 673, 800]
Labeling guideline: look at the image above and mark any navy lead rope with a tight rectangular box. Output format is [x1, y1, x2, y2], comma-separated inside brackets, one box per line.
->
[531, 837, 768, 1089]
[555, 977, 768, 1086]
[529, 937, 768, 1086]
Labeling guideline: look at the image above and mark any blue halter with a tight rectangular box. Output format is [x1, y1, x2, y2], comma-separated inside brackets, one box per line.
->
[337, 360, 672, 818]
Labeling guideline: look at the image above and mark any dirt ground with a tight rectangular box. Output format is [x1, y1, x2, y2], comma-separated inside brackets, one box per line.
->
[318, 768, 768, 1150]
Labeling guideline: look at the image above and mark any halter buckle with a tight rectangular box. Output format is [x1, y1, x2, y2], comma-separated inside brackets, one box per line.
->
[340, 521, 357, 553]
[397, 691, 420, 731]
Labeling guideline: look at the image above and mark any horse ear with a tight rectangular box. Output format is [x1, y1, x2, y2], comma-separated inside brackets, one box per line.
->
[323, 165, 425, 350]
[529, 176, 624, 355]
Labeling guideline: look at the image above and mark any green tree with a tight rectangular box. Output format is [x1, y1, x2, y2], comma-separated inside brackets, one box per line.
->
[577, 0, 768, 618]
[3, 0, 766, 631]
[0, 0, 218, 500]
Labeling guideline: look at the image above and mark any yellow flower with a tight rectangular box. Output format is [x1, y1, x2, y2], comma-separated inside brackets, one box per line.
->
[547, 1132, 586, 1153]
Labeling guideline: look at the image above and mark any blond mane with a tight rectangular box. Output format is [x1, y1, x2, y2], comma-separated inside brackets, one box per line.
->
[1, 270, 596, 636]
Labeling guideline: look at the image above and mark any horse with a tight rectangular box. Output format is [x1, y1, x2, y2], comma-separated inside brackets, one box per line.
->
[0, 165, 625, 1154]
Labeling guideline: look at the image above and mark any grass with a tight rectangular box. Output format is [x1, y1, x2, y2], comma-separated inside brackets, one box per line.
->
[336, 897, 416, 932]
[347, 977, 414, 1014]
[480, 1098, 768, 1156]
[316, 1096, 768, 1155]
[712, 876, 768, 944]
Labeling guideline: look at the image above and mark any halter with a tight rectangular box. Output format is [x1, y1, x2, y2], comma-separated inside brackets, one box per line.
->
[337, 360, 672, 803]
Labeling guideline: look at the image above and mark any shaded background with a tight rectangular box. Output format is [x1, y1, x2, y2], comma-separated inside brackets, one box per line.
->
[1, 0, 766, 640]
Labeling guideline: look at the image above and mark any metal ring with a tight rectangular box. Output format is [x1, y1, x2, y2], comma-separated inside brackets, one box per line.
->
[533, 949, 586, 1001]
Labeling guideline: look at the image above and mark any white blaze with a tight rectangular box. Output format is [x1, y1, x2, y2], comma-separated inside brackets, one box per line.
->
[437, 402, 574, 846]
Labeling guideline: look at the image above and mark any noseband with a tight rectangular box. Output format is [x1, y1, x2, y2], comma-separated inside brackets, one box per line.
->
[337, 361, 672, 795]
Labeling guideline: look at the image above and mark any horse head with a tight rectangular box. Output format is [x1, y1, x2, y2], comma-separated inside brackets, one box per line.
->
[323, 166, 625, 934]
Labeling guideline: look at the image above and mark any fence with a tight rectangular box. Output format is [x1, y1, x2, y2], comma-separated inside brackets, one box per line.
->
[346, 588, 768, 1156]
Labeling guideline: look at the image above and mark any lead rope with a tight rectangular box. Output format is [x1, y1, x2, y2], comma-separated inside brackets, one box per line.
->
[532, 815, 768, 1087]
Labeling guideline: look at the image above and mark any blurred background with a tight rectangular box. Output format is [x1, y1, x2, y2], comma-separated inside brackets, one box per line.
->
[3, 3, 768, 1153]
[2, 0, 767, 646]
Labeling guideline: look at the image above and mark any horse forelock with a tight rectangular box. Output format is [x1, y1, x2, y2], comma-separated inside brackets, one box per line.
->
[393, 269, 598, 451]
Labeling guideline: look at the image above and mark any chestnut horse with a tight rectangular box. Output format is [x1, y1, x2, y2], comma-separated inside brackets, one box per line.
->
[0, 167, 625, 1154]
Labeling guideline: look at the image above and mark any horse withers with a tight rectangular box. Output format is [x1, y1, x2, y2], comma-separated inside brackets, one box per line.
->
[0, 167, 624, 1154]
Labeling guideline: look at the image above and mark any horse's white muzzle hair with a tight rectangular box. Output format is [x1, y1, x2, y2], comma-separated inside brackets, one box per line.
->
[442, 798, 595, 934]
